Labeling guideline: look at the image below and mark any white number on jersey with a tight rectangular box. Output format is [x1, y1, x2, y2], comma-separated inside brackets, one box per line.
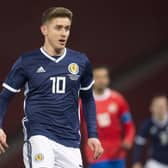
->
[50, 77, 66, 94]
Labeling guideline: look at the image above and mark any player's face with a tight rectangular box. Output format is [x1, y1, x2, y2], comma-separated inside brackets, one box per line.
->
[150, 97, 168, 120]
[93, 68, 110, 92]
[41, 17, 71, 51]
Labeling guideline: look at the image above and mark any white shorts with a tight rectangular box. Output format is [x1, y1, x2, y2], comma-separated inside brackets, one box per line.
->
[23, 135, 83, 168]
[145, 159, 168, 168]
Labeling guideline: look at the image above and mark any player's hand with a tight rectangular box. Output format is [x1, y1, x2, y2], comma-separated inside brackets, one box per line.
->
[87, 138, 104, 160]
[0, 129, 8, 154]
[122, 140, 132, 150]
[132, 162, 143, 168]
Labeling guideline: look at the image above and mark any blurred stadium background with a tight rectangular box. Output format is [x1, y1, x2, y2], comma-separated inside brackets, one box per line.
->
[0, 0, 168, 167]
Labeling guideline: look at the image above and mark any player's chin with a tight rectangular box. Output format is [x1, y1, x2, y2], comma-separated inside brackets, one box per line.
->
[56, 44, 66, 50]
[53, 46, 64, 52]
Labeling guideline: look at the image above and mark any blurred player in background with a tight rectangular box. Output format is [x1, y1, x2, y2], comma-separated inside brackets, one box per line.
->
[132, 95, 168, 168]
[81, 66, 135, 168]
[0, 7, 103, 168]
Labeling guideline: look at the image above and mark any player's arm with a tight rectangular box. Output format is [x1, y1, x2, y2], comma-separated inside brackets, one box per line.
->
[132, 120, 150, 168]
[80, 89, 97, 138]
[122, 112, 135, 150]
[0, 56, 27, 154]
[80, 88, 103, 159]
[0, 88, 16, 153]
[119, 95, 135, 150]
[80, 56, 103, 160]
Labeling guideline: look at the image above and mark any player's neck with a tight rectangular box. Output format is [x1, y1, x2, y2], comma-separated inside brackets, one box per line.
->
[155, 115, 167, 122]
[153, 114, 168, 125]
[94, 89, 105, 96]
[43, 43, 65, 56]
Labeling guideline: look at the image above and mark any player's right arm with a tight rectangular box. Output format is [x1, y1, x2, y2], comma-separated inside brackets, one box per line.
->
[132, 120, 150, 168]
[0, 56, 27, 154]
[0, 88, 16, 153]
[0, 129, 8, 154]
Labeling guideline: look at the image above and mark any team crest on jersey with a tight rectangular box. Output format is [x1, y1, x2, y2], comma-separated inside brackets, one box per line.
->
[108, 103, 118, 113]
[97, 113, 111, 127]
[34, 153, 44, 162]
[68, 63, 79, 75]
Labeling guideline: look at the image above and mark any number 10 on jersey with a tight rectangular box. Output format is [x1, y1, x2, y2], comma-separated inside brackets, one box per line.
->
[50, 77, 66, 94]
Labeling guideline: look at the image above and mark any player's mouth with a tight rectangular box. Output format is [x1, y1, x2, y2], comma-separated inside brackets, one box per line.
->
[59, 39, 66, 45]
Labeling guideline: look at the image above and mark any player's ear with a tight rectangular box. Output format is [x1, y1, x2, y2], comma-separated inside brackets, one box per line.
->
[40, 24, 48, 36]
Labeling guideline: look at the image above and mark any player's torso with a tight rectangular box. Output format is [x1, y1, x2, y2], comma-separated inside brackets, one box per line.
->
[95, 90, 122, 141]
[22, 48, 86, 134]
[86, 89, 125, 162]
[146, 119, 168, 164]
[24, 48, 84, 97]
[149, 121, 168, 149]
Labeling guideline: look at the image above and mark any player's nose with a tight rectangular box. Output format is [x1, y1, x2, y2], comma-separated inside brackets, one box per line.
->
[60, 29, 66, 36]
[61, 29, 69, 37]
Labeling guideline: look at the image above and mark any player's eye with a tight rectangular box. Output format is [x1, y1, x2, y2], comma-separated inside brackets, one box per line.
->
[65, 26, 70, 32]
[55, 25, 62, 30]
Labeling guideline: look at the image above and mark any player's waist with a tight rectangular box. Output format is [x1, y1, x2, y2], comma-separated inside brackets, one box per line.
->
[23, 123, 81, 147]
[152, 151, 168, 164]
[23, 119, 80, 136]
[30, 120, 79, 132]
[31, 131, 80, 148]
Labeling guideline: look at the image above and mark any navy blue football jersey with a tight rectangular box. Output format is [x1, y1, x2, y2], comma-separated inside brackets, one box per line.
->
[2, 47, 95, 148]
[133, 117, 168, 164]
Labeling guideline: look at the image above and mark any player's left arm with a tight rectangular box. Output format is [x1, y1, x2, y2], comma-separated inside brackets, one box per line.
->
[80, 56, 103, 159]
[119, 95, 135, 150]
[80, 88, 103, 159]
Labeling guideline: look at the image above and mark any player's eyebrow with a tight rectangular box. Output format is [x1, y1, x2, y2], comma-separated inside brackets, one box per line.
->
[65, 25, 71, 30]
[55, 24, 63, 28]
[55, 24, 69, 27]
[55, 24, 71, 30]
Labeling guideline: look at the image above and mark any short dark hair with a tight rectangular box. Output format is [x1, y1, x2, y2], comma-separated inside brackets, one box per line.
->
[41, 7, 73, 25]
[93, 65, 110, 74]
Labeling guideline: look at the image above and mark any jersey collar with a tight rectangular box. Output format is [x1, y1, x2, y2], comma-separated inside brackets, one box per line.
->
[93, 88, 112, 101]
[40, 47, 67, 63]
[152, 114, 168, 127]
